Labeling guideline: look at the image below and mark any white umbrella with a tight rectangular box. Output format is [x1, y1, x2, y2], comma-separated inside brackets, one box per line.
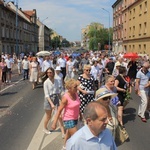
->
[36, 51, 51, 56]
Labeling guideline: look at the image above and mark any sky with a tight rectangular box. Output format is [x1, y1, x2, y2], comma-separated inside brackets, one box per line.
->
[18, 0, 116, 42]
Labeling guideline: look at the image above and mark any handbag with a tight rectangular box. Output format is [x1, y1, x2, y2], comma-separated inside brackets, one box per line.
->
[49, 94, 59, 106]
[115, 124, 129, 145]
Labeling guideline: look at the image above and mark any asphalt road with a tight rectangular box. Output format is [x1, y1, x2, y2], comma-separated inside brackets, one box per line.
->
[0, 76, 150, 150]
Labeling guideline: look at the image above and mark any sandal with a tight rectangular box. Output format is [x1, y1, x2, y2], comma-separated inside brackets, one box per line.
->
[141, 118, 147, 123]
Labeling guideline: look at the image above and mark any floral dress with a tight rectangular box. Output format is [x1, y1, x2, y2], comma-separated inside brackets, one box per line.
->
[78, 74, 95, 113]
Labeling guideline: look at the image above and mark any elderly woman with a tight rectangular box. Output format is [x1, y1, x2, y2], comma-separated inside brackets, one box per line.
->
[77, 64, 95, 115]
[51, 79, 80, 150]
[95, 88, 118, 137]
[102, 75, 120, 106]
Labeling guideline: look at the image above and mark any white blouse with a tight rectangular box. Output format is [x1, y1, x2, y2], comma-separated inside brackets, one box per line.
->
[43, 78, 60, 98]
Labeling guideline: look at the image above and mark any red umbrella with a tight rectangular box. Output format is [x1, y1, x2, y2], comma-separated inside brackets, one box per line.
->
[123, 52, 139, 59]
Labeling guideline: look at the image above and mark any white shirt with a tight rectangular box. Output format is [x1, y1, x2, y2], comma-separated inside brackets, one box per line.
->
[22, 59, 30, 69]
[57, 58, 66, 68]
[43, 78, 60, 98]
[90, 65, 99, 80]
[5, 58, 13, 68]
[55, 72, 63, 89]
[42, 60, 53, 72]
[67, 61, 74, 72]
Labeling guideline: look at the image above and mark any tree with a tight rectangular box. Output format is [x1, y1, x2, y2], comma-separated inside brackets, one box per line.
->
[51, 36, 61, 49]
[87, 22, 112, 51]
[61, 39, 70, 47]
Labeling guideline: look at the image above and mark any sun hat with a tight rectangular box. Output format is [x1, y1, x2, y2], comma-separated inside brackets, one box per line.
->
[55, 66, 61, 71]
[115, 61, 121, 66]
[95, 88, 118, 101]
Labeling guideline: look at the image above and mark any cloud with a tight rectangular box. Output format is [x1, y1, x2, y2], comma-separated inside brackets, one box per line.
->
[19, 0, 114, 41]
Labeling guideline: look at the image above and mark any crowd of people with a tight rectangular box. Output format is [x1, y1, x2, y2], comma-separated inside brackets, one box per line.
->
[0, 50, 150, 150]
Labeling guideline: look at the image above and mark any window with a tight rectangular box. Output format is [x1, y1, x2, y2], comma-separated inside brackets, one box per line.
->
[124, 13, 126, 22]
[6, 28, 9, 38]
[133, 26, 135, 37]
[144, 1, 147, 13]
[124, 29, 126, 38]
[133, 8, 135, 19]
[144, 44, 146, 51]
[133, 45, 135, 51]
[129, 45, 131, 51]
[2, 26, 5, 37]
[129, 27, 131, 38]
[129, 10, 132, 20]
[124, 0, 127, 8]
[139, 4, 142, 16]
[139, 45, 141, 51]
[144, 22, 147, 34]
[139, 24, 142, 35]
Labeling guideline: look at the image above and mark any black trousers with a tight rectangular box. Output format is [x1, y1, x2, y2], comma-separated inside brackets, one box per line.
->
[61, 67, 66, 80]
[2, 72, 7, 82]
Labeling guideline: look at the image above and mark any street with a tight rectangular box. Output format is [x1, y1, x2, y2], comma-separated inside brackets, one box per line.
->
[0, 72, 150, 150]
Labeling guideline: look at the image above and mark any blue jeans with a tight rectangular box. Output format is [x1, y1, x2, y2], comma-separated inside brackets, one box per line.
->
[23, 69, 29, 79]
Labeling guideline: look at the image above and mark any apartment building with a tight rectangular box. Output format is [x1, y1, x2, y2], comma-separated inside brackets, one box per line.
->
[37, 18, 51, 51]
[112, 0, 123, 53]
[112, 0, 150, 55]
[0, 1, 38, 56]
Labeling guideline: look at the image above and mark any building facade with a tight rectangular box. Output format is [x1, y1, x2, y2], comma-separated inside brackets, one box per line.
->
[112, 0, 124, 53]
[37, 18, 51, 51]
[0, 1, 38, 56]
[112, 0, 150, 55]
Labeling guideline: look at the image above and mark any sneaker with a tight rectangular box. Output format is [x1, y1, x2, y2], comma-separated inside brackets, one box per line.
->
[43, 129, 51, 134]
[6, 80, 8, 83]
[62, 134, 65, 139]
[61, 146, 66, 150]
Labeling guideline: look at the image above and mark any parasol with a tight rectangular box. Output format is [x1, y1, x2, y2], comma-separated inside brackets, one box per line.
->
[36, 51, 51, 56]
[123, 52, 139, 59]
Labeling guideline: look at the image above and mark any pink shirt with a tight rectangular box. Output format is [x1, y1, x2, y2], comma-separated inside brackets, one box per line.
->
[63, 93, 80, 121]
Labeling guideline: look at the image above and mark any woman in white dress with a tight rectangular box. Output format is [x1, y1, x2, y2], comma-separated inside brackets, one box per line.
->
[17, 56, 22, 75]
[29, 57, 40, 89]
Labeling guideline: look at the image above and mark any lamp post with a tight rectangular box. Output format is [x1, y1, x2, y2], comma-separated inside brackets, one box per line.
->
[16, 0, 19, 55]
[102, 8, 110, 54]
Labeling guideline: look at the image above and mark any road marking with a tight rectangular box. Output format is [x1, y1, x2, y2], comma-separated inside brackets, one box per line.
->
[27, 115, 61, 150]
[0, 97, 23, 118]
[0, 78, 23, 93]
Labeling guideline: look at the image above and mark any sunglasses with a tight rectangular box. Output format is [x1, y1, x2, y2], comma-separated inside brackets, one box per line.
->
[102, 96, 111, 101]
[85, 69, 91, 72]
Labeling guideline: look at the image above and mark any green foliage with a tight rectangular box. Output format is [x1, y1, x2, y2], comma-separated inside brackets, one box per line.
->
[51, 36, 61, 49]
[87, 22, 113, 50]
[61, 39, 70, 47]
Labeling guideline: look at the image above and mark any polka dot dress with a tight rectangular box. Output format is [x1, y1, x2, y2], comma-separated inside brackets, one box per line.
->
[78, 75, 95, 113]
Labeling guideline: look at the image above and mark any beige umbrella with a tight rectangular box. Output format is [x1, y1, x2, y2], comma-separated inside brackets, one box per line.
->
[36, 51, 51, 56]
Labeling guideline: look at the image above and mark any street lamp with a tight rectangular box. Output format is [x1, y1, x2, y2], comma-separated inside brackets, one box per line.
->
[42, 17, 48, 23]
[16, 0, 19, 55]
[102, 8, 111, 54]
